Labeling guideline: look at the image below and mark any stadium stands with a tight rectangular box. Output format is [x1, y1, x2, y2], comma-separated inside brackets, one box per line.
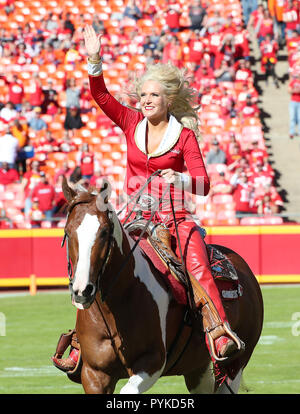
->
[0, 0, 295, 229]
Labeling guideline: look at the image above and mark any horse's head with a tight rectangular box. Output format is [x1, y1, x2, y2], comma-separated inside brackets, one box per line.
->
[62, 177, 123, 309]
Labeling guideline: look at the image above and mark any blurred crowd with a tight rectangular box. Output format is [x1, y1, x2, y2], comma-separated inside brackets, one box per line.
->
[0, 0, 299, 229]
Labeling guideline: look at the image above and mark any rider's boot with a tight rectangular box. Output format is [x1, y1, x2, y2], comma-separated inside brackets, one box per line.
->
[173, 221, 245, 362]
[189, 272, 244, 361]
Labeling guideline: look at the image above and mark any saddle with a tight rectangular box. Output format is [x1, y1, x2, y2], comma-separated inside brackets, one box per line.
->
[124, 216, 242, 306]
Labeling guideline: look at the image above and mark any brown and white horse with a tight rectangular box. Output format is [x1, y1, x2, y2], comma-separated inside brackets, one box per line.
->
[61, 178, 264, 394]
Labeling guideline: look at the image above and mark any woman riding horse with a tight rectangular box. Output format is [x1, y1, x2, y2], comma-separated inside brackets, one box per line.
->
[53, 25, 244, 372]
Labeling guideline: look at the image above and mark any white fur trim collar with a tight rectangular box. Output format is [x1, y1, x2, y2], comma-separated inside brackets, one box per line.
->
[134, 115, 183, 157]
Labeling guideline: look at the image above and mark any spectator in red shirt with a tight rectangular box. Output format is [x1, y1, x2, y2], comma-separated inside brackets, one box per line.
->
[247, 4, 264, 38]
[214, 34, 235, 69]
[0, 74, 24, 111]
[257, 9, 275, 44]
[264, 183, 284, 210]
[283, 0, 300, 38]
[14, 42, 32, 65]
[235, 59, 253, 83]
[236, 81, 259, 106]
[31, 172, 55, 221]
[195, 63, 215, 94]
[240, 95, 260, 118]
[210, 171, 232, 195]
[41, 88, 60, 116]
[247, 140, 269, 165]
[233, 23, 250, 60]
[29, 73, 43, 109]
[188, 31, 205, 66]
[80, 80, 94, 113]
[29, 200, 44, 228]
[249, 160, 274, 188]
[256, 193, 279, 214]
[0, 162, 19, 185]
[36, 130, 60, 155]
[22, 160, 42, 217]
[52, 174, 67, 217]
[225, 132, 241, 155]
[226, 142, 244, 167]
[288, 71, 300, 138]
[260, 33, 279, 87]
[165, 1, 181, 33]
[286, 29, 300, 52]
[231, 172, 255, 215]
[228, 156, 252, 177]
[76, 143, 97, 180]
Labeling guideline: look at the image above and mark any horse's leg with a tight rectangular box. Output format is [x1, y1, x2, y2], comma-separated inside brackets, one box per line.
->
[184, 362, 215, 394]
[215, 368, 243, 394]
[81, 362, 117, 394]
[119, 353, 166, 394]
[184, 364, 243, 395]
[119, 369, 163, 394]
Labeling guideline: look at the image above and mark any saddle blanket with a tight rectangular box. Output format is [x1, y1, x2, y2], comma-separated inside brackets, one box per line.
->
[137, 239, 242, 306]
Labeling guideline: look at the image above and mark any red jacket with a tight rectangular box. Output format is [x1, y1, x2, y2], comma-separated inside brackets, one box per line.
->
[89, 74, 210, 214]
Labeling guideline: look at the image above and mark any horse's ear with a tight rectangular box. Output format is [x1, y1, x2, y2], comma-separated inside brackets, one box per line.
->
[62, 176, 76, 202]
[96, 179, 111, 210]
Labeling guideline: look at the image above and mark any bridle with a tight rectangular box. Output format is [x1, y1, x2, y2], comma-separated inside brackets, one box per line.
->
[61, 199, 115, 302]
[61, 170, 164, 302]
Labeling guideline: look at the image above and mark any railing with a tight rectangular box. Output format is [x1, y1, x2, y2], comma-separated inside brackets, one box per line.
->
[1, 212, 300, 229]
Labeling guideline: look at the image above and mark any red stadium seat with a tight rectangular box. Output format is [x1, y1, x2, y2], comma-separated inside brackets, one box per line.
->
[260, 216, 284, 225]
[240, 216, 263, 225]
[212, 194, 234, 204]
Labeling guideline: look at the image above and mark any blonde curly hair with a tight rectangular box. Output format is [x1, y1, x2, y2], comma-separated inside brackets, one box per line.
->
[131, 63, 201, 139]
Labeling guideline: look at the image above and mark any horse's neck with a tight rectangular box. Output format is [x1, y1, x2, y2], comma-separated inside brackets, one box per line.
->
[98, 225, 134, 302]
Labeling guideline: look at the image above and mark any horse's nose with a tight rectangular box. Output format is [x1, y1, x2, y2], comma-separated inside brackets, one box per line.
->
[72, 281, 96, 303]
[82, 282, 96, 298]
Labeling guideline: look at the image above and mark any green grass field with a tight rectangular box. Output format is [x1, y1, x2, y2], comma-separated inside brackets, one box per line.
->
[0, 285, 299, 394]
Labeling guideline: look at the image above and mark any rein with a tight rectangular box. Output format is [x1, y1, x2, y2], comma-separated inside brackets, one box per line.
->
[100, 175, 171, 302]
[61, 169, 163, 294]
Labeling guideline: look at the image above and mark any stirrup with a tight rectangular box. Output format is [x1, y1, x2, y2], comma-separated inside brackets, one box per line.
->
[51, 329, 81, 374]
[206, 322, 245, 363]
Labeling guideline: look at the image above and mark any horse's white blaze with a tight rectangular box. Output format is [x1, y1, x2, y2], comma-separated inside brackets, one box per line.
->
[73, 213, 100, 296]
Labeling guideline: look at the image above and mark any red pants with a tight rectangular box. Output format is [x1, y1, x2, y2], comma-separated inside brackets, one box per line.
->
[167, 218, 227, 321]
[131, 209, 227, 322]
